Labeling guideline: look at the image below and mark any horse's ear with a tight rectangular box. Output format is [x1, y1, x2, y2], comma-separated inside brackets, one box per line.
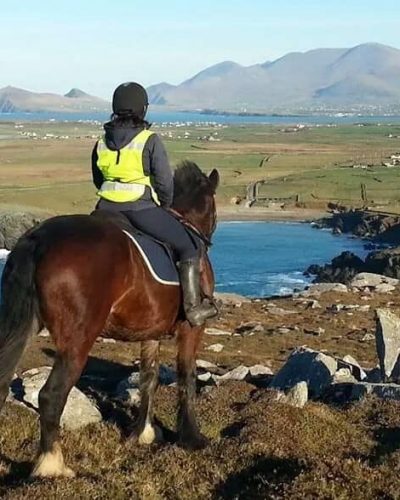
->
[208, 169, 219, 190]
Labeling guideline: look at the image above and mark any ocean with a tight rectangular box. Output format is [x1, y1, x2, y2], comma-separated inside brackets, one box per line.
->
[0, 110, 400, 125]
[0, 222, 368, 298]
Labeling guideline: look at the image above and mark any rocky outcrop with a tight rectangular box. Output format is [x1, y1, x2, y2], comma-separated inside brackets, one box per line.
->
[316, 209, 400, 242]
[0, 212, 49, 250]
[307, 248, 400, 283]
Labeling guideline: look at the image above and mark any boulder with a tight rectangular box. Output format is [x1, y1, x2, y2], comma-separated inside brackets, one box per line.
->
[350, 273, 399, 289]
[20, 367, 102, 430]
[196, 359, 219, 371]
[286, 381, 308, 408]
[270, 347, 337, 397]
[375, 309, 400, 380]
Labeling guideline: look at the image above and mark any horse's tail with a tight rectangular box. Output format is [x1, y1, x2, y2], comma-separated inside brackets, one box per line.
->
[0, 231, 42, 407]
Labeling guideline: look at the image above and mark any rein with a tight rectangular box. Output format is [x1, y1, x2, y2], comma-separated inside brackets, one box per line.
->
[168, 209, 213, 249]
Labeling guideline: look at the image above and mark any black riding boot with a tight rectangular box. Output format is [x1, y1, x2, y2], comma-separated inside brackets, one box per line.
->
[178, 258, 218, 327]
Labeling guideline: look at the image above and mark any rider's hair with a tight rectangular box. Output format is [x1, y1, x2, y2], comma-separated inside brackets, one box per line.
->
[110, 111, 151, 129]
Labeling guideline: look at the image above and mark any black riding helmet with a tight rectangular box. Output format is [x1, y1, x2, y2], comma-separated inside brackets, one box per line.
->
[112, 82, 149, 118]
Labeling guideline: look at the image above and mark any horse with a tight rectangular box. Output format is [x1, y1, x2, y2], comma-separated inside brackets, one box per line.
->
[0, 161, 219, 479]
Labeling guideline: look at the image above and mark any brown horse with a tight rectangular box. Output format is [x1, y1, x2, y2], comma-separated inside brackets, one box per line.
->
[0, 161, 219, 479]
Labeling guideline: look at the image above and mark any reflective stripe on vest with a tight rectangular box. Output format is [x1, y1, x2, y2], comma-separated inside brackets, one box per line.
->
[96, 129, 160, 204]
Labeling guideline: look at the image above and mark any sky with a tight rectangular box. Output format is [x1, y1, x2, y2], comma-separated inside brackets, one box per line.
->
[0, 0, 399, 98]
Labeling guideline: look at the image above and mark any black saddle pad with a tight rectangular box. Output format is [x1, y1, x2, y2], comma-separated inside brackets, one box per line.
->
[92, 210, 180, 286]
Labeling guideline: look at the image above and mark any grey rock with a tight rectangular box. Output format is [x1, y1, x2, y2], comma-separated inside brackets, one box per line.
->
[375, 283, 396, 293]
[304, 327, 325, 336]
[333, 368, 358, 384]
[102, 338, 117, 344]
[270, 347, 337, 397]
[220, 365, 249, 381]
[266, 306, 297, 316]
[350, 272, 399, 289]
[285, 381, 308, 408]
[375, 308, 400, 380]
[197, 372, 213, 383]
[249, 364, 273, 377]
[277, 327, 292, 334]
[214, 292, 251, 307]
[196, 359, 218, 371]
[235, 321, 264, 335]
[341, 354, 367, 381]
[0, 212, 49, 250]
[21, 366, 102, 430]
[347, 382, 400, 402]
[306, 300, 322, 309]
[301, 283, 348, 297]
[206, 343, 224, 353]
[204, 327, 232, 336]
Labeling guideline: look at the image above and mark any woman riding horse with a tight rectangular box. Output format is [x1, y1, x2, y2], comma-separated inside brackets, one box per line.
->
[92, 82, 217, 326]
[0, 124, 219, 478]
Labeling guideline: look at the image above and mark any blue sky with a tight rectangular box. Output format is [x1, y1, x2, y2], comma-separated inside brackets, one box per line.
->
[0, 0, 399, 98]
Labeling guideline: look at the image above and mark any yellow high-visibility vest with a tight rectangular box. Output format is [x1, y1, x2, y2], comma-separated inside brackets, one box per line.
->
[96, 129, 160, 204]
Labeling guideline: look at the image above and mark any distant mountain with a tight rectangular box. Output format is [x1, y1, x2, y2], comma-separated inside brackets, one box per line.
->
[147, 43, 400, 112]
[0, 86, 108, 113]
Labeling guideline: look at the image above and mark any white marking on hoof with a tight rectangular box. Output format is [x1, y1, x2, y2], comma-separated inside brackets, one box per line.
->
[138, 423, 163, 445]
[31, 442, 75, 479]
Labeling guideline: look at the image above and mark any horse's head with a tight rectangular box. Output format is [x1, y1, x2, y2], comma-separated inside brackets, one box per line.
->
[172, 161, 219, 241]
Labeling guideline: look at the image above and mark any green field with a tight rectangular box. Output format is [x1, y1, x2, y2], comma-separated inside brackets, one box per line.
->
[0, 120, 400, 214]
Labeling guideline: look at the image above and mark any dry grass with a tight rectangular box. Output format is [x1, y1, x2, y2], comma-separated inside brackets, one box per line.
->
[1, 290, 400, 497]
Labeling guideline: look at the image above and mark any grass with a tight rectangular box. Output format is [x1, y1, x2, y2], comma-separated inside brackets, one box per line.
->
[1, 121, 400, 213]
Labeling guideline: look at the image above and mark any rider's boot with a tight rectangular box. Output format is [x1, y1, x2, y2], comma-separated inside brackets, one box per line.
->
[178, 258, 218, 327]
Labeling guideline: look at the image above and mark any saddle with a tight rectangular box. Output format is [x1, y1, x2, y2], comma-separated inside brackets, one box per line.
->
[91, 210, 181, 286]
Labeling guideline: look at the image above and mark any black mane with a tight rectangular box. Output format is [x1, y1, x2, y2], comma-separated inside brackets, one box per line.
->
[173, 161, 214, 211]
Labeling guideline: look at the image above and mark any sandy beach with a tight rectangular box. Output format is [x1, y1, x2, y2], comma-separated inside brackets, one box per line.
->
[217, 205, 329, 222]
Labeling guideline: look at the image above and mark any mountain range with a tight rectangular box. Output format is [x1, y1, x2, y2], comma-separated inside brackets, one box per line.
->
[1, 43, 400, 114]
[0, 86, 108, 113]
[147, 43, 400, 112]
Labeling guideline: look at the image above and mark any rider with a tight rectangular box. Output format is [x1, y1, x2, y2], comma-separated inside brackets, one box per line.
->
[92, 82, 217, 327]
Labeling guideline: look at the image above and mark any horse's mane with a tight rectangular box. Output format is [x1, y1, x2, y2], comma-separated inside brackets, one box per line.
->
[173, 161, 214, 211]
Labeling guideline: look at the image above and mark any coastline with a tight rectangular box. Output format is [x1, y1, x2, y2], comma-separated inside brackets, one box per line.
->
[217, 205, 328, 222]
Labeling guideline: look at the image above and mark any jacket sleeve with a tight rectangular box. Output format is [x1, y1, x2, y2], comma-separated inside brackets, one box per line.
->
[91, 143, 104, 190]
[148, 134, 174, 208]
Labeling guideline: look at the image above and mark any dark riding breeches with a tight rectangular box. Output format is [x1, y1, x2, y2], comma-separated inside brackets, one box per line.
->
[123, 207, 199, 260]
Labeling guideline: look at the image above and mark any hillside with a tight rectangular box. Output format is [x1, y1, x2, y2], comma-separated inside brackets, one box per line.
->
[0, 86, 108, 113]
[147, 43, 400, 112]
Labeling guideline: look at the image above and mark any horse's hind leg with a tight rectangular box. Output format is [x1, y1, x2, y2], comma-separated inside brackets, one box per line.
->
[31, 349, 90, 478]
[176, 323, 209, 450]
[132, 340, 162, 445]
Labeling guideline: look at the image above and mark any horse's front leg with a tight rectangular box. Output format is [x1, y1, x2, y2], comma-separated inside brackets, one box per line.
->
[132, 340, 163, 445]
[176, 322, 209, 450]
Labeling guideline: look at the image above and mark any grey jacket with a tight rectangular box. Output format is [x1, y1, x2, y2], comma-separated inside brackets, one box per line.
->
[92, 122, 173, 210]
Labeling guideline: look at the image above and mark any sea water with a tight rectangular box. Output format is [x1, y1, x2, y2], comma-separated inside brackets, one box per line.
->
[1, 111, 400, 125]
[0, 222, 368, 298]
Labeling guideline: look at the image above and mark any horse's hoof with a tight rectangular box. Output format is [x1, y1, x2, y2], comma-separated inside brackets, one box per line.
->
[130, 423, 164, 445]
[31, 443, 75, 479]
[179, 432, 210, 451]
